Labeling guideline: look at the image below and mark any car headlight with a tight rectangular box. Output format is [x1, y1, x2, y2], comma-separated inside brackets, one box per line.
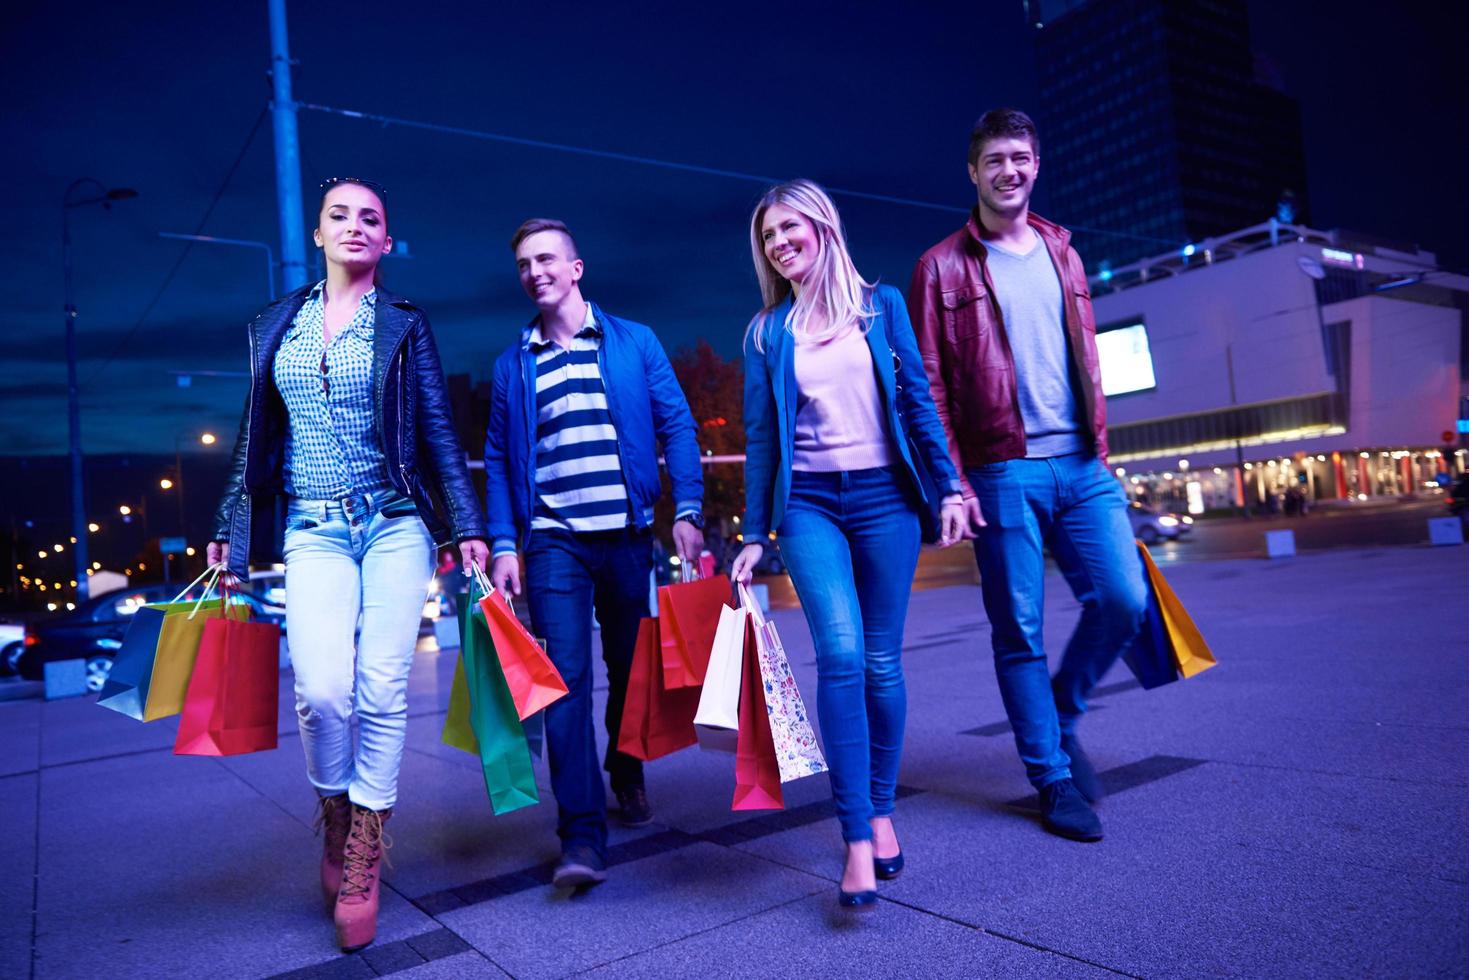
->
[1158, 515, 1179, 527]
[1181, 516, 1194, 524]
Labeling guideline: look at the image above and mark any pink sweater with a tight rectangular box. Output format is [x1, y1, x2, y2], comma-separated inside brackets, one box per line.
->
[791, 324, 897, 472]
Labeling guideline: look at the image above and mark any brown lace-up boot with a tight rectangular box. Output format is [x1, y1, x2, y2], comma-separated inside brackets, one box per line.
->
[314, 793, 352, 912]
[334, 804, 391, 952]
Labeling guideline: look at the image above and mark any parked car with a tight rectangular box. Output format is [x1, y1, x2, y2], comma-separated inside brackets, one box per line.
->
[16, 583, 286, 693]
[1128, 502, 1193, 544]
[0, 621, 24, 677]
[250, 564, 447, 634]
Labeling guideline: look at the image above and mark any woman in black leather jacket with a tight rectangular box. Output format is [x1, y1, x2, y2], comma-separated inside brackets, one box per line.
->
[207, 178, 486, 953]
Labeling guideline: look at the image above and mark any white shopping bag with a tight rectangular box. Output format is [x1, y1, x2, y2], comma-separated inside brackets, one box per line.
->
[739, 584, 827, 783]
[693, 602, 749, 753]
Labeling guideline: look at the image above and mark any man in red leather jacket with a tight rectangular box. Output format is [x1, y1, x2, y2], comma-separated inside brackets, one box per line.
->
[909, 108, 1147, 843]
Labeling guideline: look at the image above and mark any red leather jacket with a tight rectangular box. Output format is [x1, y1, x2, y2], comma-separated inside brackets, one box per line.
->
[908, 210, 1108, 498]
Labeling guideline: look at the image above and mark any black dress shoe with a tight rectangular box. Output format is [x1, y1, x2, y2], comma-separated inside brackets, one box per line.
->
[1060, 733, 1105, 804]
[615, 786, 653, 827]
[838, 888, 878, 909]
[873, 851, 904, 880]
[1038, 778, 1103, 842]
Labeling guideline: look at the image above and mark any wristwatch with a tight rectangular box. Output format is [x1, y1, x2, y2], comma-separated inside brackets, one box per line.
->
[679, 511, 706, 530]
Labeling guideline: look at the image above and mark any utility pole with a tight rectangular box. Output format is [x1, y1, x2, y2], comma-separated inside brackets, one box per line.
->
[268, 0, 308, 293]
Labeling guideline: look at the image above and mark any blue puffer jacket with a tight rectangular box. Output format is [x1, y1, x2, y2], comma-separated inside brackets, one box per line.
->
[483, 302, 704, 552]
[742, 284, 961, 540]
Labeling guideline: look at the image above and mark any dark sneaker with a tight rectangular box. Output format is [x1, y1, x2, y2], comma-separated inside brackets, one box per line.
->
[1060, 733, 1105, 804]
[552, 846, 607, 888]
[1039, 778, 1104, 842]
[615, 786, 653, 827]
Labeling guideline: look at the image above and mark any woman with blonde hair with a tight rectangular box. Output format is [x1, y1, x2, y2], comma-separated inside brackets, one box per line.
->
[732, 179, 965, 908]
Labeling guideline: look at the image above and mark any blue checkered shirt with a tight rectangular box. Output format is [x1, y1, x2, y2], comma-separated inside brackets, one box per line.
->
[273, 281, 392, 499]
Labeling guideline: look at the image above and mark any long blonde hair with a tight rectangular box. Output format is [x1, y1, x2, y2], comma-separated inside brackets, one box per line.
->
[744, 179, 875, 353]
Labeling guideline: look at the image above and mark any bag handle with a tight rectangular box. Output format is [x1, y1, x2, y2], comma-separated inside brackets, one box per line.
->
[184, 563, 227, 621]
[736, 581, 766, 628]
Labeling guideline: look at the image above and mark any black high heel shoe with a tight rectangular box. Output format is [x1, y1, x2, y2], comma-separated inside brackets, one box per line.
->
[838, 887, 878, 909]
[873, 850, 904, 880]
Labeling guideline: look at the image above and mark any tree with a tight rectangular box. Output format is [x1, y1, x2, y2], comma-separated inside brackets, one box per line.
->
[654, 341, 745, 539]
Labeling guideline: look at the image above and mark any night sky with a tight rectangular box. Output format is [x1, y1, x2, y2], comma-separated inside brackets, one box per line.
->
[4, 1, 1463, 458]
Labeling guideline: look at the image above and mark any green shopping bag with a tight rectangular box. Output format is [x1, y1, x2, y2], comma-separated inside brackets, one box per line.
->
[441, 577, 539, 815]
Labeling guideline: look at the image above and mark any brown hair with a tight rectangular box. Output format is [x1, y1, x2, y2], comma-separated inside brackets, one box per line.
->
[967, 108, 1040, 168]
[510, 218, 579, 259]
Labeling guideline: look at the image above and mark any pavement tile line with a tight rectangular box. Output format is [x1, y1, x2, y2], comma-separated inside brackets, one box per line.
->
[1004, 755, 1209, 809]
[263, 926, 479, 980]
[411, 786, 927, 916]
[960, 679, 1141, 737]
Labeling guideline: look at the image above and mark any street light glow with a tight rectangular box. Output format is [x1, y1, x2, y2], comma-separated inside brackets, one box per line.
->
[119, 505, 132, 516]
[200, 432, 217, 445]
[159, 478, 174, 490]
[88, 522, 99, 532]
[52, 544, 63, 552]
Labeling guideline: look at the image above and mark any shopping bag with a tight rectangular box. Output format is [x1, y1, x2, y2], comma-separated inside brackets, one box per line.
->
[1122, 542, 1218, 688]
[657, 573, 731, 688]
[617, 617, 701, 760]
[173, 614, 281, 756]
[732, 624, 783, 810]
[694, 603, 750, 753]
[479, 587, 569, 720]
[442, 590, 540, 815]
[1120, 561, 1179, 690]
[740, 584, 826, 784]
[1140, 545, 1218, 678]
[98, 565, 247, 721]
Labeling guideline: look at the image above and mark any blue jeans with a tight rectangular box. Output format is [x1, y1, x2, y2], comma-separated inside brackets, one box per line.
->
[967, 454, 1147, 789]
[524, 526, 652, 860]
[778, 467, 921, 843]
[282, 490, 434, 811]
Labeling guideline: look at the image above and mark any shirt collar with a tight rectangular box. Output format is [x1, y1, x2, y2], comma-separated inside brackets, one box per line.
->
[527, 301, 601, 350]
[308, 279, 379, 307]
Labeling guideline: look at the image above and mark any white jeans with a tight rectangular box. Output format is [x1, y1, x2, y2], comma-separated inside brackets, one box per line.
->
[283, 490, 433, 810]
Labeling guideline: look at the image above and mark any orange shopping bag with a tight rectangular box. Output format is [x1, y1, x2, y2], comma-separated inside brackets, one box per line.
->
[657, 573, 731, 689]
[479, 587, 569, 720]
[617, 618, 700, 761]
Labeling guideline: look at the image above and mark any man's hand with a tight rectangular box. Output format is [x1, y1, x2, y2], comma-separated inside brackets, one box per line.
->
[962, 497, 986, 539]
[490, 553, 522, 596]
[939, 501, 968, 547]
[730, 543, 764, 586]
[672, 519, 704, 565]
[459, 539, 489, 579]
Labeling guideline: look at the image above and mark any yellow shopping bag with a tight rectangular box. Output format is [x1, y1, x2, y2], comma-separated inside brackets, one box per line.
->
[442, 654, 479, 753]
[1137, 544, 1217, 678]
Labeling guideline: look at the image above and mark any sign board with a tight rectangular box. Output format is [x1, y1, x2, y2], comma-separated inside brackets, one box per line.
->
[159, 537, 187, 555]
[1427, 518, 1464, 547]
[1265, 529, 1296, 559]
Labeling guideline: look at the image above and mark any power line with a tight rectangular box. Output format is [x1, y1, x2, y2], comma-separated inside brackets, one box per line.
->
[297, 101, 1181, 247]
[84, 107, 268, 388]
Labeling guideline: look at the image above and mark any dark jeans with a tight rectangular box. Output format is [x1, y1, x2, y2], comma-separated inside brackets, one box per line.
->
[524, 526, 653, 859]
[967, 453, 1147, 788]
[778, 466, 921, 843]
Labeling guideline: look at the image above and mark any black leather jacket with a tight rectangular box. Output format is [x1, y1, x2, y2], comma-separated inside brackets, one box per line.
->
[211, 283, 486, 578]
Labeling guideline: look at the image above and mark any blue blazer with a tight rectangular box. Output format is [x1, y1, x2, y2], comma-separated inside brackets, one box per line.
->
[742, 284, 961, 539]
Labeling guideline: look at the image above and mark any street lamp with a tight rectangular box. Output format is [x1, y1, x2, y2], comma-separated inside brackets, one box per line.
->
[64, 178, 138, 601]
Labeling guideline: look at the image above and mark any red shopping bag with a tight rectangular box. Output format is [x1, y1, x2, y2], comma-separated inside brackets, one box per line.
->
[173, 615, 281, 756]
[657, 574, 731, 689]
[617, 617, 700, 761]
[732, 618, 784, 810]
[480, 589, 569, 720]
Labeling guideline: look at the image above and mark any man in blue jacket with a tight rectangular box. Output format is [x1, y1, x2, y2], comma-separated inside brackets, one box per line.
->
[485, 218, 705, 888]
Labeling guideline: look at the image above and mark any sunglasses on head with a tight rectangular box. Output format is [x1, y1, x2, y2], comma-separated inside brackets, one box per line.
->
[319, 176, 388, 199]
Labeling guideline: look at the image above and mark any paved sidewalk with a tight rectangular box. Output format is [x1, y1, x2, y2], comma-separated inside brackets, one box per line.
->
[2, 545, 1466, 978]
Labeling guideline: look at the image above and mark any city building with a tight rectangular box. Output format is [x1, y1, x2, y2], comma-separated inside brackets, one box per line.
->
[1028, 0, 1309, 272]
[1089, 219, 1469, 514]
